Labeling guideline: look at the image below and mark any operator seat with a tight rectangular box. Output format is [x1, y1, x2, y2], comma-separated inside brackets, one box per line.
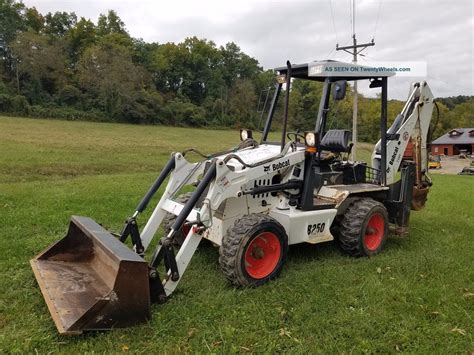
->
[313, 129, 352, 185]
[320, 129, 353, 154]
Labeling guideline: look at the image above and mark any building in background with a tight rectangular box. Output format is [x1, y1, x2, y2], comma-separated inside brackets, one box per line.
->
[431, 128, 474, 156]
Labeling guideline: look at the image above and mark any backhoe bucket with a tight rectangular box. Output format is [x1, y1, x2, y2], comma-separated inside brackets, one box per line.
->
[412, 185, 430, 211]
[30, 216, 150, 335]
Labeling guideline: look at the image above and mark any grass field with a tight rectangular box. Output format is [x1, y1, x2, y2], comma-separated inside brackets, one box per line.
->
[0, 116, 472, 353]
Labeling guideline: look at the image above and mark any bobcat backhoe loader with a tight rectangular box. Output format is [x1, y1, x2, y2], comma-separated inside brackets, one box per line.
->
[31, 60, 435, 334]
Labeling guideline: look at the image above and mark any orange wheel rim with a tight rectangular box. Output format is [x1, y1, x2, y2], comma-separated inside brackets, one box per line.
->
[364, 213, 384, 251]
[244, 232, 281, 279]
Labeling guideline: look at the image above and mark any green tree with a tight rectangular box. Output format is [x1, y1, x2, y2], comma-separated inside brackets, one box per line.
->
[0, 0, 26, 91]
[2, 0, 471, 131]
[67, 17, 96, 63]
[150, 42, 188, 93]
[181, 37, 222, 104]
[288, 79, 324, 131]
[10, 30, 68, 100]
[44, 11, 77, 37]
[77, 41, 149, 120]
[97, 10, 127, 36]
[219, 42, 260, 87]
[448, 101, 474, 127]
[0, 0, 25, 45]
[24, 7, 44, 33]
[228, 79, 258, 128]
[162, 97, 205, 126]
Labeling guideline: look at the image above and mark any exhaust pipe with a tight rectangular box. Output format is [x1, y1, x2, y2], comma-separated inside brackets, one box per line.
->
[30, 216, 150, 334]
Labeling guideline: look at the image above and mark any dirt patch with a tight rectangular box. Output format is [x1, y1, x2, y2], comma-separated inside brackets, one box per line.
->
[429, 155, 472, 175]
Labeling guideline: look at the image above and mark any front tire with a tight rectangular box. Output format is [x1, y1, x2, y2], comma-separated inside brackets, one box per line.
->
[219, 214, 288, 287]
[338, 198, 388, 257]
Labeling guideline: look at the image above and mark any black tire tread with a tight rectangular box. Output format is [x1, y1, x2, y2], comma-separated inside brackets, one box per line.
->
[219, 214, 287, 287]
[338, 198, 387, 257]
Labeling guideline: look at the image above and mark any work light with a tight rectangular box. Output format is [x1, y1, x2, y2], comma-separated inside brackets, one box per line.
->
[304, 131, 317, 147]
[276, 74, 286, 84]
[304, 131, 319, 153]
[240, 129, 253, 141]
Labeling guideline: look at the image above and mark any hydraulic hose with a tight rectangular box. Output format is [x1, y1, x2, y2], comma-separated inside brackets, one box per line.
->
[223, 141, 294, 170]
[181, 139, 259, 159]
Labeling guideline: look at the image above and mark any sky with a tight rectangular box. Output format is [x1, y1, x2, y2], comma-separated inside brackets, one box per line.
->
[22, 0, 474, 99]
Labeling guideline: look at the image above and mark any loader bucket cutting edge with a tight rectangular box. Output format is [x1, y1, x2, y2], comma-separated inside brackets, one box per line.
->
[30, 216, 151, 335]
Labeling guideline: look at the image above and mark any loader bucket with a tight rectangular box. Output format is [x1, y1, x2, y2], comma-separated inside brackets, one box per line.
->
[30, 216, 150, 335]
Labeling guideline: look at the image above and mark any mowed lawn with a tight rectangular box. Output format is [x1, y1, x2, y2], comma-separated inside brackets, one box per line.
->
[0, 116, 472, 353]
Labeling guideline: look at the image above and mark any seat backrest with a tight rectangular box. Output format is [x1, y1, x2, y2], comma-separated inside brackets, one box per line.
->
[320, 129, 352, 153]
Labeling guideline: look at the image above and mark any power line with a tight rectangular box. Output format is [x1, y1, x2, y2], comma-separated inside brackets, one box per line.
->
[360, 52, 377, 60]
[336, 0, 375, 161]
[326, 38, 352, 59]
[349, 0, 353, 36]
[328, 0, 339, 45]
[372, 0, 383, 41]
[351, 0, 355, 36]
[326, 47, 336, 59]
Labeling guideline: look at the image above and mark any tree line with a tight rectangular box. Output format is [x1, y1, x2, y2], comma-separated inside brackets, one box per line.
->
[0, 0, 472, 141]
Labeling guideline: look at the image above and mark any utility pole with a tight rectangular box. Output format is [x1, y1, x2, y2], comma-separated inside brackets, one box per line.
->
[336, 0, 374, 161]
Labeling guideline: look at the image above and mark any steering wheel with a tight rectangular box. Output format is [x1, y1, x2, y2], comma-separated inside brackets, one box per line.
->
[286, 131, 305, 143]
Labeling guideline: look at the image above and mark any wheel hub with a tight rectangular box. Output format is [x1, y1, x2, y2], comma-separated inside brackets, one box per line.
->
[366, 227, 376, 235]
[364, 213, 385, 251]
[251, 246, 265, 259]
[244, 232, 281, 279]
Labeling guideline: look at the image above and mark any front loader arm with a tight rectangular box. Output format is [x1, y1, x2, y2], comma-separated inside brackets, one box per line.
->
[149, 161, 217, 298]
[139, 153, 206, 251]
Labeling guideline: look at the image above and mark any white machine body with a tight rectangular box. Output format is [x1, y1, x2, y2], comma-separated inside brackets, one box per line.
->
[139, 81, 435, 295]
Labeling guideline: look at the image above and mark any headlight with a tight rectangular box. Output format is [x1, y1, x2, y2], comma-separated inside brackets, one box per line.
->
[304, 132, 317, 147]
[240, 129, 252, 141]
[276, 74, 287, 84]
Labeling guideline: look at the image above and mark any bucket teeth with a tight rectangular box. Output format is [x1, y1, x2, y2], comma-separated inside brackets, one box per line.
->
[30, 216, 150, 335]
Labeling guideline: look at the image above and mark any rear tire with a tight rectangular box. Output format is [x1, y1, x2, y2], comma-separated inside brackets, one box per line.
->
[338, 198, 388, 257]
[219, 214, 288, 287]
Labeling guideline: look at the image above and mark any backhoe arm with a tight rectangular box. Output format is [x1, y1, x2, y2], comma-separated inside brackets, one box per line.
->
[372, 81, 434, 186]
